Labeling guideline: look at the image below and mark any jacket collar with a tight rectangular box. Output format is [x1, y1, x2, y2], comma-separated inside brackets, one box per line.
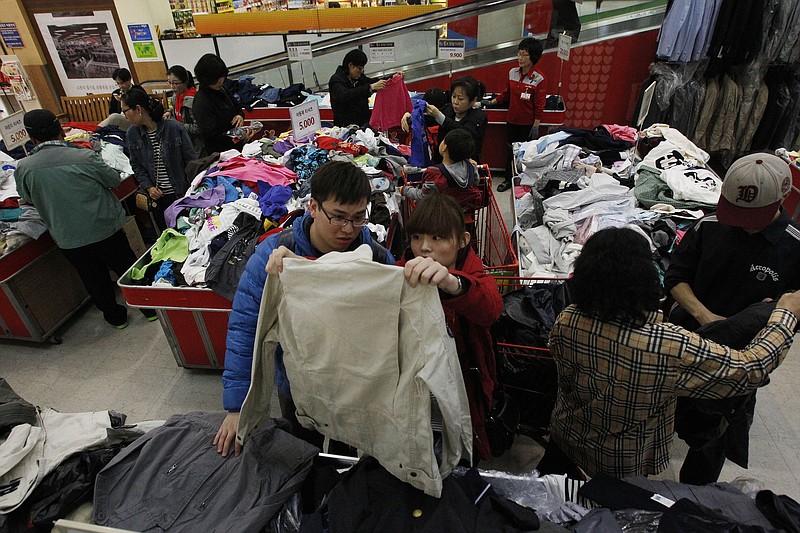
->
[31, 140, 73, 154]
[294, 210, 372, 257]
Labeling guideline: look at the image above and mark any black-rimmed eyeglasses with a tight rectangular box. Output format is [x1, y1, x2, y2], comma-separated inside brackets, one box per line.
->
[318, 203, 369, 228]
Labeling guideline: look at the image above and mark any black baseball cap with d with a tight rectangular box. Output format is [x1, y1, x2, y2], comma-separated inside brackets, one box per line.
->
[23, 109, 62, 140]
[716, 153, 792, 230]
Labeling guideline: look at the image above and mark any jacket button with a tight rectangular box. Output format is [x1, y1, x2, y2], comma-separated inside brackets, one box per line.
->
[96, 512, 105, 521]
[412, 509, 423, 518]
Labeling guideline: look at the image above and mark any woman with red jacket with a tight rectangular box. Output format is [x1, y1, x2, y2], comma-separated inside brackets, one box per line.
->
[399, 194, 503, 461]
[490, 37, 546, 192]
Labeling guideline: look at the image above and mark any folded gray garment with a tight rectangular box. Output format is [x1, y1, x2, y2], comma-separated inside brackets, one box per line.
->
[0, 378, 37, 433]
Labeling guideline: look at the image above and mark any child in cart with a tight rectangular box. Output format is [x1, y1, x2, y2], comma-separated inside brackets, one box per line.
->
[400, 129, 485, 214]
[398, 194, 503, 461]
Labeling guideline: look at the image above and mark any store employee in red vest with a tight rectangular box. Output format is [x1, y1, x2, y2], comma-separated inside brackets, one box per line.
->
[488, 37, 547, 193]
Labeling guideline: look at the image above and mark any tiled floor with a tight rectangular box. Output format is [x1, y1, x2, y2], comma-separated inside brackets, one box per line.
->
[1, 185, 798, 503]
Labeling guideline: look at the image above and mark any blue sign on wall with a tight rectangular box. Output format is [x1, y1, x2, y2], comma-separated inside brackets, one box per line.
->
[127, 24, 153, 42]
[0, 23, 23, 49]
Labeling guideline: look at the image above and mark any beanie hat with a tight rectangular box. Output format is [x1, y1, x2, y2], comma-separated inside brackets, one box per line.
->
[23, 109, 61, 140]
[716, 153, 792, 229]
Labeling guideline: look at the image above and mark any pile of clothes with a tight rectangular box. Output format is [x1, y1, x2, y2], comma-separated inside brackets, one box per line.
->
[512, 123, 709, 278]
[131, 126, 408, 300]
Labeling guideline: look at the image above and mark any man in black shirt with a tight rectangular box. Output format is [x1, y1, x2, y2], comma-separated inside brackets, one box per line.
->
[328, 49, 387, 128]
[665, 152, 800, 485]
[107, 68, 142, 115]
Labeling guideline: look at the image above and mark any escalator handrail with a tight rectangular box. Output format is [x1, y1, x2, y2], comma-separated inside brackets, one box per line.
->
[228, 0, 534, 77]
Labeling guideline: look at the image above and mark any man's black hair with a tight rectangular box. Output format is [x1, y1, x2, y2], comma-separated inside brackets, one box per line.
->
[194, 54, 229, 87]
[519, 37, 544, 65]
[310, 161, 371, 205]
[442, 129, 475, 163]
[111, 67, 132, 82]
[342, 49, 368, 68]
[571, 227, 662, 325]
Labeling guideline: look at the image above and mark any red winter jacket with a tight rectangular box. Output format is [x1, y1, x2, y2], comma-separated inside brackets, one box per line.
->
[398, 247, 503, 460]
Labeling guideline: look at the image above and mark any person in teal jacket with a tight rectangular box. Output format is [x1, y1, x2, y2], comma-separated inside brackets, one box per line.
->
[214, 161, 394, 457]
[14, 109, 156, 329]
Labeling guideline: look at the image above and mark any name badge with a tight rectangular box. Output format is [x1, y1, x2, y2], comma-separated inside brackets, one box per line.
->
[520, 92, 531, 101]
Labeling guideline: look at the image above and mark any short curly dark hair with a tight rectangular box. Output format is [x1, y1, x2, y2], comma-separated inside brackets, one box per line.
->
[571, 227, 662, 325]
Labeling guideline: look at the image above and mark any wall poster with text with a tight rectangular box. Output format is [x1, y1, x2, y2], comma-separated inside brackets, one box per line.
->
[34, 11, 130, 97]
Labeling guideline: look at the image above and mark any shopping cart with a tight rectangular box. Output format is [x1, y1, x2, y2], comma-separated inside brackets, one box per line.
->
[399, 165, 518, 275]
[492, 275, 570, 447]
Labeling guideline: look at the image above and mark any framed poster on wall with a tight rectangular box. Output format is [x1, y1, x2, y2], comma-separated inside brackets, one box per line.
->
[34, 11, 129, 97]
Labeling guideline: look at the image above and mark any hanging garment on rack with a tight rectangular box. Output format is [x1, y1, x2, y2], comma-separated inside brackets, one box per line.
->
[706, 74, 740, 152]
[692, 76, 720, 149]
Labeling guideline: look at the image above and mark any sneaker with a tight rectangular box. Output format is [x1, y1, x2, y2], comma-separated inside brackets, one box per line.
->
[113, 322, 129, 330]
[496, 181, 512, 193]
[141, 308, 158, 321]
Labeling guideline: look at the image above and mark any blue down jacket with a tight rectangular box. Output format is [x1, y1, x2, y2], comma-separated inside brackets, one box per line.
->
[222, 210, 395, 411]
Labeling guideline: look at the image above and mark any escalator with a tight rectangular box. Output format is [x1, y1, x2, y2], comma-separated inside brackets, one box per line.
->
[225, 0, 667, 92]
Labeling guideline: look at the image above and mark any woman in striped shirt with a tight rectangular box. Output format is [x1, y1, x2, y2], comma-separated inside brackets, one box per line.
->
[124, 88, 197, 234]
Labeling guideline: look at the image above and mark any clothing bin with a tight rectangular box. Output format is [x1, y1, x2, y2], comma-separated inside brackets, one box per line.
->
[0, 234, 89, 343]
[118, 249, 231, 370]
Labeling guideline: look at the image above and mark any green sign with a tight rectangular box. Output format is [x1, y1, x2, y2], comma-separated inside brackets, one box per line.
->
[133, 42, 157, 59]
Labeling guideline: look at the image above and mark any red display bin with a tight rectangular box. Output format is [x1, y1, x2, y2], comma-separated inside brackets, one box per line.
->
[0, 234, 89, 343]
[118, 250, 231, 370]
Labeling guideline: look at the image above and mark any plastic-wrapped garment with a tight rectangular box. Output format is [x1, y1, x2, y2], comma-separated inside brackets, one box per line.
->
[706, 74, 740, 152]
[692, 76, 720, 148]
[751, 69, 793, 151]
[574, 507, 662, 533]
[463, 469, 590, 524]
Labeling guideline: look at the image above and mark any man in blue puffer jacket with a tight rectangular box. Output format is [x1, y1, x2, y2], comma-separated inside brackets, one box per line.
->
[214, 161, 395, 456]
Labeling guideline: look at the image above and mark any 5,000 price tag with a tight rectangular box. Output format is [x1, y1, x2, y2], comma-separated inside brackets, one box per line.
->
[290, 99, 321, 141]
[0, 112, 28, 150]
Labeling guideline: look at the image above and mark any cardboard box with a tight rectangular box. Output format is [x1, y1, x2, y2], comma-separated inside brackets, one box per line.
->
[122, 216, 147, 259]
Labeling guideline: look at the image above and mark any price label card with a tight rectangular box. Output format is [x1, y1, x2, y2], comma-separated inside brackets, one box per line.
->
[369, 42, 395, 63]
[437, 39, 465, 60]
[557, 33, 572, 61]
[290, 99, 321, 141]
[287, 40, 312, 61]
[0, 111, 28, 150]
